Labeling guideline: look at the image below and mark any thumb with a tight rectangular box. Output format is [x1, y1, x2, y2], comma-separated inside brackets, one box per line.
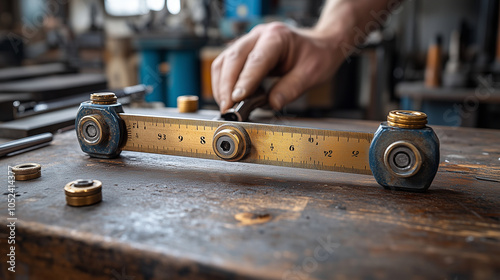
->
[268, 69, 309, 110]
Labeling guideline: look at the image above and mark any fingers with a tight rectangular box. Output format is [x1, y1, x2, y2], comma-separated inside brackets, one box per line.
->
[212, 26, 265, 113]
[217, 35, 261, 112]
[231, 26, 290, 103]
[268, 68, 309, 110]
[212, 23, 298, 112]
[211, 54, 223, 104]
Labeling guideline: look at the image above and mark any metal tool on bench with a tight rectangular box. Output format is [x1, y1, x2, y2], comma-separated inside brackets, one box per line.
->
[0, 133, 53, 157]
[75, 93, 440, 192]
[1, 84, 150, 121]
[220, 87, 268, 122]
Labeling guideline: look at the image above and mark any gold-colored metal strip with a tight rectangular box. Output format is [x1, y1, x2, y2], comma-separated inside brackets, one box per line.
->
[120, 113, 373, 175]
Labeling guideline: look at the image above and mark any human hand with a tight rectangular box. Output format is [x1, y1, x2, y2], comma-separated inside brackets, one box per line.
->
[211, 22, 346, 113]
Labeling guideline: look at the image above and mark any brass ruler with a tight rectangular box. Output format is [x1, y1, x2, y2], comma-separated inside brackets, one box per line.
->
[76, 94, 438, 191]
[120, 114, 373, 175]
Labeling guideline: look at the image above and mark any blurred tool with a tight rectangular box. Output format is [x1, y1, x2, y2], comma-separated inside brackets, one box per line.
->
[425, 35, 442, 88]
[1, 84, 150, 121]
[106, 38, 136, 89]
[443, 30, 468, 88]
[221, 88, 268, 122]
[0, 73, 107, 121]
[475, 0, 498, 72]
[177, 95, 199, 113]
[0, 63, 75, 83]
[494, 3, 500, 72]
[0, 133, 53, 157]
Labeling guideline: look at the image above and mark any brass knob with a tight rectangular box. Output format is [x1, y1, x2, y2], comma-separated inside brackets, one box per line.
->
[387, 110, 427, 129]
[177, 95, 199, 113]
[64, 179, 102, 207]
[12, 163, 41, 181]
[90, 92, 117, 105]
[213, 124, 250, 161]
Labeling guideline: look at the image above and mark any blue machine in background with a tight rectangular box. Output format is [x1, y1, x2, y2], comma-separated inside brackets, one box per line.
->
[225, 0, 269, 20]
[140, 50, 164, 104]
[167, 50, 199, 107]
[137, 0, 270, 108]
[220, 0, 269, 38]
[136, 35, 204, 107]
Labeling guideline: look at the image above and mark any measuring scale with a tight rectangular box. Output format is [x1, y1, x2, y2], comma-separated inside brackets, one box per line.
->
[76, 93, 440, 192]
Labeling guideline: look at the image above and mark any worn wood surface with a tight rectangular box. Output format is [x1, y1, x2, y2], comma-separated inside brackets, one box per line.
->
[0, 108, 499, 280]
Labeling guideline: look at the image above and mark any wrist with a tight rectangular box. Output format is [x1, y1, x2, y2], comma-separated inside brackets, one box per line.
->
[310, 0, 357, 50]
[315, 1, 356, 35]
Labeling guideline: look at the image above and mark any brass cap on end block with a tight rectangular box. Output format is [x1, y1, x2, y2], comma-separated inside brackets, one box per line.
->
[90, 92, 118, 105]
[387, 110, 427, 129]
[12, 163, 41, 181]
[64, 179, 102, 207]
[177, 95, 199, 113]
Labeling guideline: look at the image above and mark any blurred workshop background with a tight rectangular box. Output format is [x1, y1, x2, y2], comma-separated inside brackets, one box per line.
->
[1, 0, 500, 139]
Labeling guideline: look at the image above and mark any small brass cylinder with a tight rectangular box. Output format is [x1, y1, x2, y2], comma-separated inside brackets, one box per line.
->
[64, 179, 102, 207]
[387, 110, 427, 129]
[90, 92, 118, 105]
[12, 163, 41, 181]
[177, 95, 199, 113]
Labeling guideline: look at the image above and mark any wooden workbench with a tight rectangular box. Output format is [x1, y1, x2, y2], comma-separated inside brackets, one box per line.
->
[1, 108, 499, 279]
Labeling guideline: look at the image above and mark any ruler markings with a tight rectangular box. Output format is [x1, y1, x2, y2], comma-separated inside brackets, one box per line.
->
[120, 113, 372, 175]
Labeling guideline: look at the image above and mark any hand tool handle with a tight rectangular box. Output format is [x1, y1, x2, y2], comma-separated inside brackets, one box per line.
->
[221, 87, 268, 122]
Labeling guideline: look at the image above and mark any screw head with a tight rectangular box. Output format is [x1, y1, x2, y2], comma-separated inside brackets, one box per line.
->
[394, 152, 411, 168]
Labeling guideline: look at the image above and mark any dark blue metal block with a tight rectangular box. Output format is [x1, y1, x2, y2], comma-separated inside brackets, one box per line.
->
[75, 102, 124, 159]
[369, 123, 440, 192]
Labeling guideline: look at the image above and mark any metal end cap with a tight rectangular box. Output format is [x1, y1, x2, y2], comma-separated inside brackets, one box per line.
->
[91, 92, 118, 105]
[387, 110, 427, 129]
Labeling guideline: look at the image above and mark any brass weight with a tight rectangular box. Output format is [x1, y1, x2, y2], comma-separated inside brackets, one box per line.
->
[64, 179, 102, 207]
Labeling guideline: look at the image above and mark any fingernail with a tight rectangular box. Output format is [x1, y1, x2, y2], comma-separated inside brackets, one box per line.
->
[271, 93, 285, 110]
[220, 100, 227, 111]
[231, 88, 245, 101]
